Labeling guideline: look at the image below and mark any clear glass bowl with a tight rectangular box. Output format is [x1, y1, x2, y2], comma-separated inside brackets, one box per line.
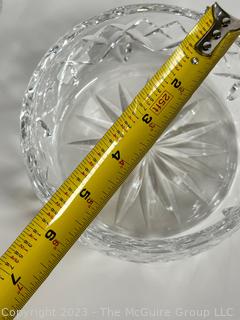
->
[21, 4, 240, 263]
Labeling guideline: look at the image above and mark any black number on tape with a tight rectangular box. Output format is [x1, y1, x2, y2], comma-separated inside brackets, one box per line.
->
[171, 78, 182, 88]
[11, 273, 21, 286]
[79, 189, 91, 200]
[142, 114, 152, 124]
[45, 229, 57, 241]
[112, 150, 121, 161]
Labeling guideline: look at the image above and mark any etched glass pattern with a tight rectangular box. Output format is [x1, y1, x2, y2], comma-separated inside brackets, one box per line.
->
[21, 4, 240, 262]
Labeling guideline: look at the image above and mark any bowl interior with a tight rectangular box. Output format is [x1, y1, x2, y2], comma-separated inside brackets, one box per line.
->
[21, 4, 240, 261]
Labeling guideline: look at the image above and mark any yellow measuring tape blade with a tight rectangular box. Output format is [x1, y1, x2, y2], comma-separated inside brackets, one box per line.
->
[0, 3, 240, 318]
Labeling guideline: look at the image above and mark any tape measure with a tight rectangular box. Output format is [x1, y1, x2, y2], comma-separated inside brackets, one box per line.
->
[1, 3, 240, 318]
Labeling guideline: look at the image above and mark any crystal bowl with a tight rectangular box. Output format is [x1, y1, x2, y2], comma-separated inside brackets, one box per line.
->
[21, 4, 240, 262]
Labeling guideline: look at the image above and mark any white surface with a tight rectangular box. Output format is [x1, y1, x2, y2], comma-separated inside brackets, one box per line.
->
[0, 0, 240, 319]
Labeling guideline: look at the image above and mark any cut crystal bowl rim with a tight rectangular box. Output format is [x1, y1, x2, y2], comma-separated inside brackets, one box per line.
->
[20, 3, 240, 263]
